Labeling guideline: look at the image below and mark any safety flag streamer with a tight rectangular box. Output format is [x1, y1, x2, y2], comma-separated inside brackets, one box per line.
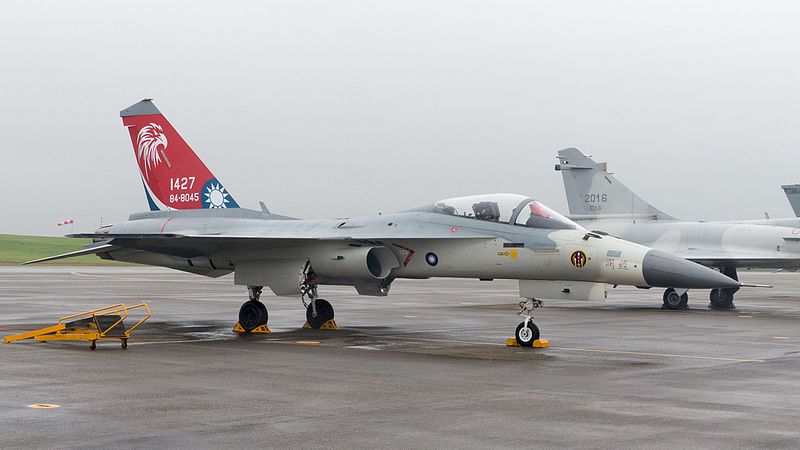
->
[56, 220, 74, 227]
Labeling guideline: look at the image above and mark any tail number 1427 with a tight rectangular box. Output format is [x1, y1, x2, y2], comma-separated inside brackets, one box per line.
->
[170, 177, 196, 191]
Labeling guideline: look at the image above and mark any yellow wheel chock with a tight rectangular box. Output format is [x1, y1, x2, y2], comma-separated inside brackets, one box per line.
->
[303, 319, 339, 330]
[505, 338, 549, 348]
[3, 303, 150, 350]
[232, 323, 271, 334]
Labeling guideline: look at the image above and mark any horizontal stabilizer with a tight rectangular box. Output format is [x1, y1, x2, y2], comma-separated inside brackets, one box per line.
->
[23, 244, 116, 265]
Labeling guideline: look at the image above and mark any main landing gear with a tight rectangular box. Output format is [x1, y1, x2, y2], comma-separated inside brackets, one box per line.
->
[661, 288, 688, 310]
[300, 263, 337, 329]
[238, 286, 269, 332]
[709, 267, 739, 310]
[660, 267, 739, 311]
[515, 299, 542, 347]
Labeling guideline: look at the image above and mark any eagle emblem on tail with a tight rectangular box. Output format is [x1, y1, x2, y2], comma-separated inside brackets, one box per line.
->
[136, 123, 169, 179]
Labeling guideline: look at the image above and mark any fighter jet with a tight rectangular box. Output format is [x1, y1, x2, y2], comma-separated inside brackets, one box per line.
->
[555, 148, 798, 310]
[25, 101, 741, 346]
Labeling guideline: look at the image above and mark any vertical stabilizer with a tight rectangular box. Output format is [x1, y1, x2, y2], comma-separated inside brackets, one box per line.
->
[555, 148, 674, 220]
[121, 99, 240, 211]
[782, 184, 800, 217]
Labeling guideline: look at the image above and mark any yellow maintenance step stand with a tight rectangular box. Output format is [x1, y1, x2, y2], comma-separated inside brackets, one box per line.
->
[3, 303, 150, 350]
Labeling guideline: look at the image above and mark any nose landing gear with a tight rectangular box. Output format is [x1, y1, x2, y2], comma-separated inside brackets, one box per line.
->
[515, 299, 543, 347]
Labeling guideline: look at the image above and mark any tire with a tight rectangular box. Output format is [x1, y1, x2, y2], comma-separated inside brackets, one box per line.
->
[662, 288, 688, 310]
[89, 341, 97, 351]
[515, 321, 540, 347]
[239, 301, 268, 332]
[306, 299, 334, 329]
[121, 339, 128, 349]
[709, 289, 734, 310]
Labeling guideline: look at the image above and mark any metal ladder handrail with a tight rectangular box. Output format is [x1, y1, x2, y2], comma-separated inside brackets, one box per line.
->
[56, 303, 150, 338]
[123, 303, 151, 335]
[58, 303, 128, 337]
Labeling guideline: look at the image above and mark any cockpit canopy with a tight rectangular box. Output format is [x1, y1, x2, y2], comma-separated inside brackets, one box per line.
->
[417, 194, 578, 230]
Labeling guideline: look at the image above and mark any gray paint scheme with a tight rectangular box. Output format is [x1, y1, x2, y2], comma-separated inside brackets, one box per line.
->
[556, 148, 674, 220]
[28, 203, 739, 298]
[22, 102, 742, 308]
[556, 148, 800, 270]
[782, 184, 800, 217]
[120, 98, 160, 117]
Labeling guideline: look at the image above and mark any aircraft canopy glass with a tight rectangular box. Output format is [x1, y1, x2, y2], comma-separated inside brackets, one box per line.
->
[422, 194, 578, 230]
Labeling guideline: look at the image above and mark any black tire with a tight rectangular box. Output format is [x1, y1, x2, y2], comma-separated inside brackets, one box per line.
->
[662, 288, 688, 310]
[709, 289, 734, 310]
[239, 301, 268, 332]
[89, 341, 97, 351]
[306, 299, 334, 329]
[121, 339, 128, 349]
[515, 321, 540, 347]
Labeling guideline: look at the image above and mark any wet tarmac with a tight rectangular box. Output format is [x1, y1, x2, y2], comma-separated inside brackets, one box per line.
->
[1, 267, 800, 448]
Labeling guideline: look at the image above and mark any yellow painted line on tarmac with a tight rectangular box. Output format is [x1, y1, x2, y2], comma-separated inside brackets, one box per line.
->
[738, 315, 753, 318]
[774, 336, 791, 340]
[403, 315, 419, 318]
[28, 404, 59, 409]
[296, 340, 321, 345]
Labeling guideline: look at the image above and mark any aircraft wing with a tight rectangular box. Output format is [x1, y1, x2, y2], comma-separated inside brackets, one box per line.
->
[22, 243, 117, 265]
[34, 230, 499, 262]
[677, 250, 800, 269]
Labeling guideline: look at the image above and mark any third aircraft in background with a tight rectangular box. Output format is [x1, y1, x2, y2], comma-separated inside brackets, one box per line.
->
[556, 148, 800, 310]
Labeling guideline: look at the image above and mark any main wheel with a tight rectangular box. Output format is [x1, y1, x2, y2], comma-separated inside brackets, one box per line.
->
[709, 289, 735, 310]
[239, 300, 268, 332]
[662, 288, 688, 310]
[306, 299, 334, 329]
[515, 321, 540, 347]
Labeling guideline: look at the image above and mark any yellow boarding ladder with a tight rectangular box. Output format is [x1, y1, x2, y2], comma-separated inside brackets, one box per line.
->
[3, 303, 150, 350]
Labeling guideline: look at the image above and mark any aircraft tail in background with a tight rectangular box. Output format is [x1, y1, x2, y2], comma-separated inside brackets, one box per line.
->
[781, 184, 800, 217]
[120, 99, 240, 211]
[555, 148, 675, 220]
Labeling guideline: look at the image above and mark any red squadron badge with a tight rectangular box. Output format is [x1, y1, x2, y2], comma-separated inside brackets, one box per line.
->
[570, 250, 588, 268]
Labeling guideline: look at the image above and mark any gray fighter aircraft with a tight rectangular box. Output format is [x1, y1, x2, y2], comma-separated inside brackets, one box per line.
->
[25, 100, 741, 346]
[555, 148, 798, 310]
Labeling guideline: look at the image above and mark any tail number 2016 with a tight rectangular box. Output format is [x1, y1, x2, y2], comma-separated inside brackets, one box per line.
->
[171, 177, 196, 191]
[585, 193, 607, 203]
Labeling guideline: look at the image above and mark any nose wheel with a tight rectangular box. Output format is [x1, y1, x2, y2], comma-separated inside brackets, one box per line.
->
[515, 320, 540, 347]
[515, 298, 543, 347]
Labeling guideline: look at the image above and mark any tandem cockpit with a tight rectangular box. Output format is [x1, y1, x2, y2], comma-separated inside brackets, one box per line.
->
[415, 194, 580, 230]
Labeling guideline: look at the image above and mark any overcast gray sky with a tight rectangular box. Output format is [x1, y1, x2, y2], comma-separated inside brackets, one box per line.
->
[1, 0, 799, 235]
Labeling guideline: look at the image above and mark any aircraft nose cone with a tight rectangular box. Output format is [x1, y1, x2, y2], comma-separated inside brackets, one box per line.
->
[642, 249, 741, 289]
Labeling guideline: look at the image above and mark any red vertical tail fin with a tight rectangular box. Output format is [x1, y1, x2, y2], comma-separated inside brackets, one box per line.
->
[120, 99, 239, 211]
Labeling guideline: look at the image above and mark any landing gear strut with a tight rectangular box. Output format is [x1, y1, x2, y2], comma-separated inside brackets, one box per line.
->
[662, 288, 688, 310]
[238, 286, 268, 332]
[709, 267, 739, 310]
[515, 299, 542, 347]
[300, 262, 336, 329]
